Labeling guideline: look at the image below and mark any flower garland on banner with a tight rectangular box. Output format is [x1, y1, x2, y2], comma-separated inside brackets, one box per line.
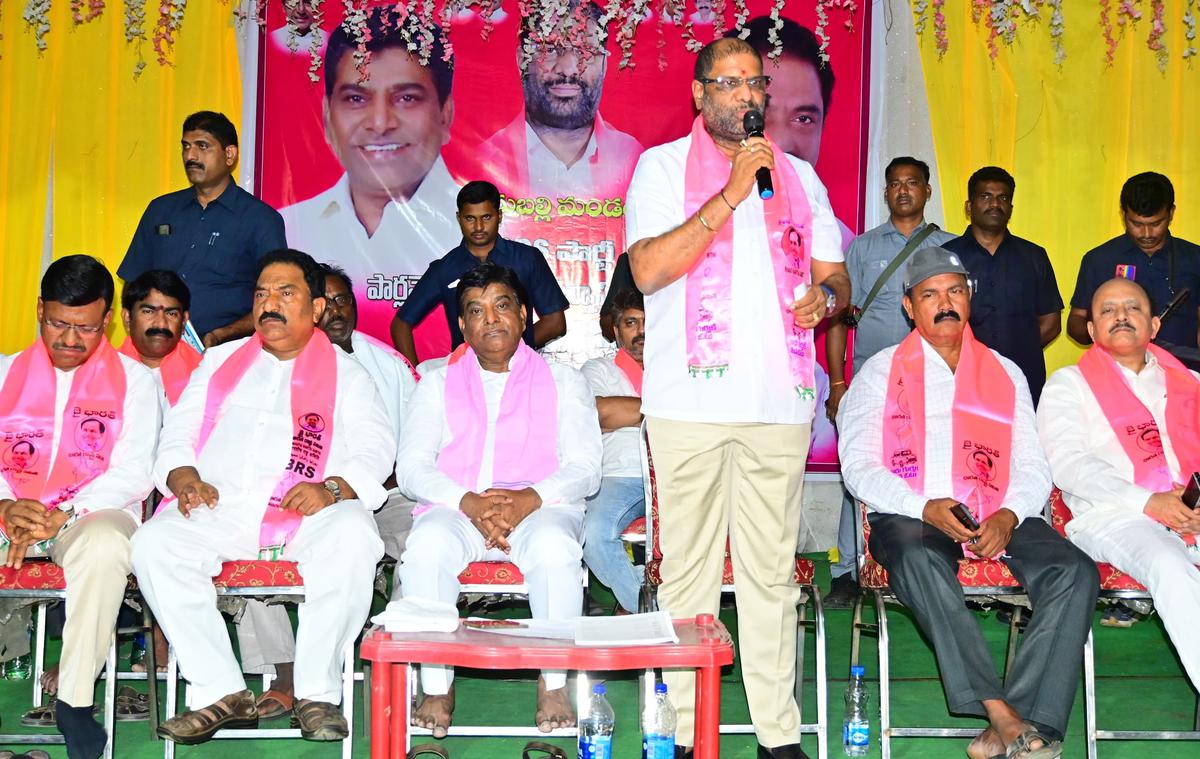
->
[1185, 0, 1197, 59]
[7, 0, 864, 72]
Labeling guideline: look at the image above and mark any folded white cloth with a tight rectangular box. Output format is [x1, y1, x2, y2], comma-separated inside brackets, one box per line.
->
[370, 597, 460, 633]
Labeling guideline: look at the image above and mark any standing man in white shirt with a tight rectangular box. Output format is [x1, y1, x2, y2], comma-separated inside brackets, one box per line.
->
[0, 255, 158, 759]
[624, 37, 849, 759]
[396, 262, 601, 739]
[132, 249, 395, 745]
[280, 9, 462, 359]
[580, 288, 646, 613]
[233, 262, 418, 720]
[838, 247, 1097, 759]
[1038, 277, 1200, 689]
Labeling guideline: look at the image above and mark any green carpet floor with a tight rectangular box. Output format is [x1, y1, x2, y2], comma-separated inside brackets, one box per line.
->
[0, 556, 1196, 758]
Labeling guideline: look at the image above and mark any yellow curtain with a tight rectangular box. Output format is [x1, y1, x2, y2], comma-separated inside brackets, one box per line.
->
[916, 2, 1200, 373]
[0, 3, 243, 354]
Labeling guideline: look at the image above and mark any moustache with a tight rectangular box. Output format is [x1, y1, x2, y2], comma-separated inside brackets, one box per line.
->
[185, 162, 203, 170]
[144, 328, 174, 339]
[933, 310, 961, 324]
[546, 75, 585, 89]
[632, 335, 645, 346]
[259, 311, 287, 325]
[51, 342, 86, 353]
[1108, 322, 1135, 334]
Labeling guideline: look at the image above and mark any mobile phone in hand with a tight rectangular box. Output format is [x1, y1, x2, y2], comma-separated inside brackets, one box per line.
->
[1184, 473, 1200, 510]
[950, 502, 981, 531]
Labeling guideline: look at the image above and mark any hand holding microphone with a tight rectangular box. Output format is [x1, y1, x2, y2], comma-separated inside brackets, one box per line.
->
[722, 109, 775, 207]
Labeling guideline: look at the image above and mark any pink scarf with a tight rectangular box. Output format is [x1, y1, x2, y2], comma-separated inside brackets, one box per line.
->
[117, 337, 202, 407]
[1078, 344, 1200, 543]
[883, 326, 1015, 532]
[614, 349, 643, 395]
[415, 342, 558, 516]
[683, 116, 816, 398]
[160, 332, 338, 558]
[0, 338, 126, 512]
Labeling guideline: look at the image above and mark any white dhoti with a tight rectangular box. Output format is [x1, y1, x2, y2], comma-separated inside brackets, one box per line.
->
[398, 504, 585, 694]
[1069, 511, 1200, 689]
[132, 499, 384, 708]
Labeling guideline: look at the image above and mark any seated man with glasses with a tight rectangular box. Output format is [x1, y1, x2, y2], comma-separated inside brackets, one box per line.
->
[0, 255, 159, 759]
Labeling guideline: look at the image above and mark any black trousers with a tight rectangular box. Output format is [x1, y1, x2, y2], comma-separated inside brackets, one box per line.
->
[867, 514, 1099, 736]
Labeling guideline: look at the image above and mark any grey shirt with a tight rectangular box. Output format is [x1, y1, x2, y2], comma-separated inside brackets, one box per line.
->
[847, 219, 956, 374]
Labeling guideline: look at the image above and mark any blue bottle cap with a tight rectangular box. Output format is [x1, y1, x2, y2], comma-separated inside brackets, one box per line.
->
[851, 665, 865, 676]
[655, 683, 668, 694]
[593, 683, 606, 695]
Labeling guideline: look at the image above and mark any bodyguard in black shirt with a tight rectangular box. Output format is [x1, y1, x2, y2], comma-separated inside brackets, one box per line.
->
[944, 167, 1062, 404]
[1069, 172, 1200, 352]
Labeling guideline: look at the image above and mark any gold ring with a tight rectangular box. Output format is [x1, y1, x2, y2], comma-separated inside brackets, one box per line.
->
[739, 139, 748, 148]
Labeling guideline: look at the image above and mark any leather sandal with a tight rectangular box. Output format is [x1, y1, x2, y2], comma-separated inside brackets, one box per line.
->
[407, 745, 450, 759]
[523, 741, 568, 759]
[115, 686, 151, 722]
[156, 689, 258, 744]
[255, 688, 294, 720]
[291, 698, 349, 741]
[1005, 728, 1062, 759]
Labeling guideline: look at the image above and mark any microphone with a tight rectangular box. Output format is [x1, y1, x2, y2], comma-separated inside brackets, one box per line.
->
[742, 109, 774, 200]
[1159, 287, 1191, 323]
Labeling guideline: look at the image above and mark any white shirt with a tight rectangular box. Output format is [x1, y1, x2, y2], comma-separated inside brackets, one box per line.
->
[396, 359, 602, 510]
[625, 134, 844, 424]
[280, 159, 462, 340]
[525, 122, 597, 197]
[837, 337, 1050, 523]
[0, 351, 158, 521]
[1037, 352, 1190, 535]
[579, 357, 641, 478]
[149, 366, 170, 419]
[155, 337, 396, 516]
[346, 331, 417, 440]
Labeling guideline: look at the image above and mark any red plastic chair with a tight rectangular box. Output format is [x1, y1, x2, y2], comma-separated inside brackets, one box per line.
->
[1049, 488, 1200, 758]
[851, 501, 1028, 759]
[639, 422, 828, 758]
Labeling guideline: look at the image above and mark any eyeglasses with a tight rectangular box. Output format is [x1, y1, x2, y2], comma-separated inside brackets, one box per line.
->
[697, 75, 772, 92]
[327, 294, 353, 308]
[42, 318, 104, 335]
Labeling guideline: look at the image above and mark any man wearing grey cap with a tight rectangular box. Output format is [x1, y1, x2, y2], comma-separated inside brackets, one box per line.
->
[837, 246, 1097, 759]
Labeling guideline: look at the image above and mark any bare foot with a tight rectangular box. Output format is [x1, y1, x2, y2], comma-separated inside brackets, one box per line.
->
[40, 664, 59, 696]
[967, 727, 1004, 759]
[412, 686, 454, 739]
[535, 676, 576, 733]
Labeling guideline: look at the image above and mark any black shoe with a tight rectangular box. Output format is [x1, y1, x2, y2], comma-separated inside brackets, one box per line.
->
[56, 699, 108, 759]
[995, 603, 1031, 631]
[757, 743, 811, 759]
[674, 747, 693, 759]
[823, 574, 859, 609]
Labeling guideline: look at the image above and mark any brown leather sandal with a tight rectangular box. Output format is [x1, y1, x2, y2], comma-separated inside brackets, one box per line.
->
[406, 745, 450, 758]
[156, 689, 258, 745]
[523, 741, 568, 759]
[290, 698, 349, 741]
[255, 688, 294, 720]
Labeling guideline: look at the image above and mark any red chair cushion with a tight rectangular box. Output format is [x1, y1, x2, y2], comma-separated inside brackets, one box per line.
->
[621, 517, 646, 541]
[645, 556, 814, 587]
[213, 560, 304, 589]
[1051, 489, 1148, 592]
[458, 561, 526, 585]
[0, 561, 66, 591]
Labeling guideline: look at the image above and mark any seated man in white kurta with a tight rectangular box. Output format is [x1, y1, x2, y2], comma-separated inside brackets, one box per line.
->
[132, 249, 396, 745]
[396, 262, 601, 739]
[1038, 277, 1200, 691]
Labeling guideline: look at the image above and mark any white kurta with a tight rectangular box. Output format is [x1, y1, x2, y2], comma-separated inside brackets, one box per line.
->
[1038, 353, 1200, 689]
[132, 336, 396, 707]
[396, 357, 601, 693]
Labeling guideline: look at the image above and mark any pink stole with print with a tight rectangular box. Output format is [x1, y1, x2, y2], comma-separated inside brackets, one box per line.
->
[117, 338, 202, 407]
[415, 342, 558, 516]
[1078, 344, 1200, 544]
[883, 326, 1015, 544]
[614, 349, 643, 396]
[0, 338, 126, 515]
[159, 332, 338, 557]
[682, 116, 816, 399]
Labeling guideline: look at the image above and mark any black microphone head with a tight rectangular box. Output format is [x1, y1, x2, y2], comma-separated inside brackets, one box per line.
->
[743, 109, 765, 137]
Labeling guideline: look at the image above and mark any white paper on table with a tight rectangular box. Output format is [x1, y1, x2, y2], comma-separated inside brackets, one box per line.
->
[573, 611, 680, 647]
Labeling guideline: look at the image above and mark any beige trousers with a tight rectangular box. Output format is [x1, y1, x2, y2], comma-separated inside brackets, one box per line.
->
[647, 417, 810, 749]
[48, 509, 137, 707]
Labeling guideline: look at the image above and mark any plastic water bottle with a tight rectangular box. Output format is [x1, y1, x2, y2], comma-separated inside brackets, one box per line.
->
[842, 665, 869, 756]
[579, 683, 615, 759]
[642, 682, 677, 759]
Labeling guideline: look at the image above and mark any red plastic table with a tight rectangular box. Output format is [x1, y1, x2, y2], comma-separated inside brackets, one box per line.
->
[361, 613, 735, 759]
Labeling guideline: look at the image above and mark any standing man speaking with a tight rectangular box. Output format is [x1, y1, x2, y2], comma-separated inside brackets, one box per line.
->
[625, 37, 849, 759]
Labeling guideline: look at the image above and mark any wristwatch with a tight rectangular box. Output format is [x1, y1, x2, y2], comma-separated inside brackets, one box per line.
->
[819, 284, 837, 315]
[322, 479, 343, 503]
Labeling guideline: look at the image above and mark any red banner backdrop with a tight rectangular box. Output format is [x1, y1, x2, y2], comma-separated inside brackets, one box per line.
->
[257, 0, 869, 470]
